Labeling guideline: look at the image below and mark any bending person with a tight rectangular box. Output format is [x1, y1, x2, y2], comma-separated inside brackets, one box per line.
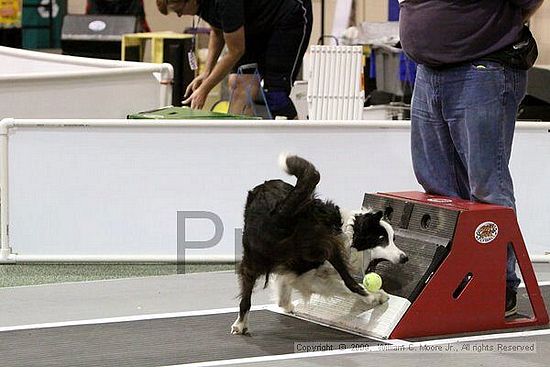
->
[156, 0, 312, 119]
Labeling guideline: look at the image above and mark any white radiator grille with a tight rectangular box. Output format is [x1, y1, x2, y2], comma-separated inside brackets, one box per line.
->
[307, 45, 364, 120]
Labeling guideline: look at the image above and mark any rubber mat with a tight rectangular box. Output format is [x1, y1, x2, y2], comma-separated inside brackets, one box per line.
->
[0, 310, 378, 367]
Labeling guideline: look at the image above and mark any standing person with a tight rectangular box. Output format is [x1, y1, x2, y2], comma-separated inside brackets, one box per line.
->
[156, 0, 312, 119]
[399, 0, 544, 317]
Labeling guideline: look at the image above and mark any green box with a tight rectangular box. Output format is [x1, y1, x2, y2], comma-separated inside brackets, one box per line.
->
[128, 106, 260, 120]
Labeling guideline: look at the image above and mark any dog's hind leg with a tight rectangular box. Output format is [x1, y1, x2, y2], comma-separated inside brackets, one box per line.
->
[275, 276, 294, 313]
[231, 266, 258, 335]
[328, 250, 367, 296]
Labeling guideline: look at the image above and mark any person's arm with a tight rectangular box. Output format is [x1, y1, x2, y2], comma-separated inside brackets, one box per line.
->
[183, 25, 245, 109]
[203, 27, 225, 76]
[184, 27, 225, 98]
[200, 26, 245, 95]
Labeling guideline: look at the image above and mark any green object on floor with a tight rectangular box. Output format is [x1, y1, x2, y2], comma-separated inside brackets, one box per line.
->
[128, 106, 260, 120]
[0, 264, 236, 287]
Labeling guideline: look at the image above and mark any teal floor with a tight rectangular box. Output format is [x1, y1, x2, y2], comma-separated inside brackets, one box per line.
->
[0, 263, 236, 288]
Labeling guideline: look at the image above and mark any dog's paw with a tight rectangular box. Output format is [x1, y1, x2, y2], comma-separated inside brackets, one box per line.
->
[278, 301, 295, 314]
[231, 318, 250, 336]
[357, 289, 388, 307]
[366, 289, 389, 306]
[349, 282, 368, 296]
[230, 323, 250, 336]
[377, 289, 390, 304]
[230, 325, 249, 335]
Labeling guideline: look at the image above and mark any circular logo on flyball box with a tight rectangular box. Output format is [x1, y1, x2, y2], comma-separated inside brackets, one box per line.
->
[475, 221, 499, 244]
[88, 20, 107, 32]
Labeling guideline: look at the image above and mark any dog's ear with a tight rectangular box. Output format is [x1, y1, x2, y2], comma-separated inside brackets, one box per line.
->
[355, 211, 383, 231]
[352, 214, 367, 230]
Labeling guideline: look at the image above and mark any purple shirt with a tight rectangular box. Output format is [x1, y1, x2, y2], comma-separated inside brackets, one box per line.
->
[399, 0, 542, 67]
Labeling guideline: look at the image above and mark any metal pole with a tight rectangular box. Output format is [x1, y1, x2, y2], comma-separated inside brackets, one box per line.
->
[0, 120, 11, 260]
[49, 0, 54, 48]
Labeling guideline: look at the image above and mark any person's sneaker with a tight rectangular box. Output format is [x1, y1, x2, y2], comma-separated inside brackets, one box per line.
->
[505, 286, 518, 317]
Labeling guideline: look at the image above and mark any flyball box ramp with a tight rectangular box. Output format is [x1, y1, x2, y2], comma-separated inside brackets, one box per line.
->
[294, 192, 549, 339]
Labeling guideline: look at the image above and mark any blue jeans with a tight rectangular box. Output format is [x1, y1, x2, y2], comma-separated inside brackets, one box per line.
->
[411, 61, 527, 291]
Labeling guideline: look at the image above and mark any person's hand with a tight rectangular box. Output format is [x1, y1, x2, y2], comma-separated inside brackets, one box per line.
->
[182, 85, 209, 110]
[184, 73, 207, 99]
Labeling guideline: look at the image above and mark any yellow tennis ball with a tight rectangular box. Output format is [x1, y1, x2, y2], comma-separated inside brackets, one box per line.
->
[363, 272, 382, 292]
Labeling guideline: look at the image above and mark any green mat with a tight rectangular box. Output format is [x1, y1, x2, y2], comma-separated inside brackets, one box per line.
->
[128, 106, 260, 120]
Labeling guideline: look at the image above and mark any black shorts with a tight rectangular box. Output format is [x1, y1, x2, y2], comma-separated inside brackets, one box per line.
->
[232, 0, 313, 94]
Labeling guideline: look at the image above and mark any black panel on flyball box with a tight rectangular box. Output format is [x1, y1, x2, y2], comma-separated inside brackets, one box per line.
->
[362, 194, 460, 301]
[61, 15, 138, 60]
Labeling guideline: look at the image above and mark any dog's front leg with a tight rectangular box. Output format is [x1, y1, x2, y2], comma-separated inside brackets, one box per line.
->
[328, 251, 367, 296]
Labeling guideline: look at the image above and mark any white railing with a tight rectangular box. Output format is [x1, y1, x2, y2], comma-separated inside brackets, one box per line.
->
[0, 46, 173, 118]
[1, 118, 549, 263]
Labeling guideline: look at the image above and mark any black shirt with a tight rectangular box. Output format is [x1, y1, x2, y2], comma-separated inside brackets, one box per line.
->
[198, 0, 305, 34]
[399, 0, 542, 67]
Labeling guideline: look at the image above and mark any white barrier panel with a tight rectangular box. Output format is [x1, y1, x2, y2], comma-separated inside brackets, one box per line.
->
[0, 47, 173, 119]
[0, 119, 549, 262]
[307, 46, 364, 120]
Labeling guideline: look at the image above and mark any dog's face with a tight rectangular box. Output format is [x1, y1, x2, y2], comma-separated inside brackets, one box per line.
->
[351, 211, 408, 267]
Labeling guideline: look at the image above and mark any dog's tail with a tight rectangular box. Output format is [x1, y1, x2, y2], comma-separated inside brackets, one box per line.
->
[276, 153, 320, 218]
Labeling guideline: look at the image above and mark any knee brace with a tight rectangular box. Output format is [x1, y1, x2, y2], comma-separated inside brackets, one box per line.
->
[264, 90, 298, 119]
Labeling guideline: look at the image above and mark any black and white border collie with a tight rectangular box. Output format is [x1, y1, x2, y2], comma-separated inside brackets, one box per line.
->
[231, 154, 408, 335]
